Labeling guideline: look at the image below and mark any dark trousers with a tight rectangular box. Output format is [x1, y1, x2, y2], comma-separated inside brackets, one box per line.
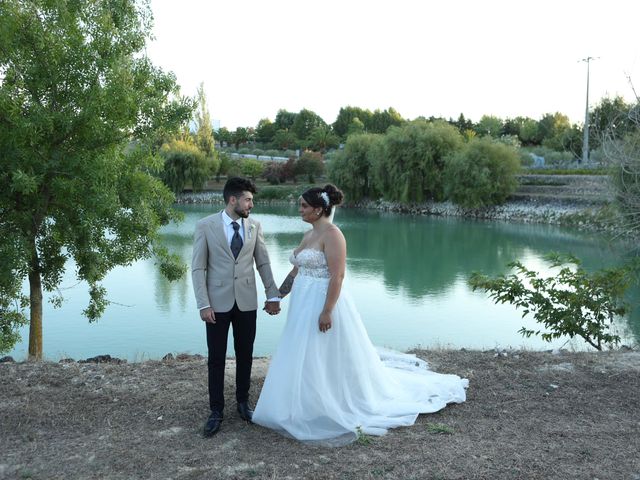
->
[206, 303, 256, 413]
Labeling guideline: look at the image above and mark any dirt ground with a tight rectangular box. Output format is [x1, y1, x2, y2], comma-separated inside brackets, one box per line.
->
[1, 349, 639, 480]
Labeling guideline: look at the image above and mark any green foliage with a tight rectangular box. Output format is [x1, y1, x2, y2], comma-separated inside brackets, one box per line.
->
[518, 118, 541, 145]
[273, 129, 297, 150]
[444, 137, 520, 208]
[240, 158, 265, 180]
[474, 115, 503, 138]
[378, 120, 463, 202]
[355, 426, 373, 446]
[590, 96, 636, 150]
[160, 140, 212, 193]
[0, 0, 193, 356]
[538, 112, 573, 152]
[291, 108, 327, 141]
[469, 253, 635, 350]
[426, 423, 454, 434]
[295, 151, 324, 183]
[274, 109, 298, 131]
[328, 133, 382, 201]
[332, 106, 373, 139]
[308, 126, 339, 152]
[255, 118, 277, 144]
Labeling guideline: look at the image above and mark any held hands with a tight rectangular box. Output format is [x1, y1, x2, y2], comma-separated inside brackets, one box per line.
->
[199, 307, 216, 324]
[319, 310, 332, 333]
[263, 301, 281, 316]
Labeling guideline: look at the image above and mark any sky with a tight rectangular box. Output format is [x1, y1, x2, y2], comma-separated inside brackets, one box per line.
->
[146, 0, 640, 130]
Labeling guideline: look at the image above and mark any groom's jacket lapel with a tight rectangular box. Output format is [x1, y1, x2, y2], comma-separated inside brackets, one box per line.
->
[209, 211, 234, 259]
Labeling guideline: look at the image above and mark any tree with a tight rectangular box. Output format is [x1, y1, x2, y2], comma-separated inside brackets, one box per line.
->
[194, 83, 215, 156]
[255, 118, 276, 144]
[538, 112, 571, 150]
[328, 133, 382, 201]
[450, 113, 473, 134]
[274, 109, 298, 131]
[518, 117, 542, 145]
[240, 158, 265, 180]
[469, 253, 633, 351]
[444, 137, 520, 208]
[590, 96, 635, 150]
[332, 106, 372, 139]
[232, 127, 250, 148]
[272, 129, 297, 150]
[308, 125, 339, 152]
[160, 140, 210, 193]
[295, 151, 324, 183]
[216, 127, 233, 147]
[347, 117, 366, 137]
[378, 121, 463, 202]
[0, 0, 193, 358]
[291, 108, 327, 141]
[368, 108, 404, 134]
[192, 82, 219, 178]
[475, 115, 503, 138]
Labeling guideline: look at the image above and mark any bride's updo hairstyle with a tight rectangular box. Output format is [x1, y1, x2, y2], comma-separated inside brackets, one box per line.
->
[301, 184, 344, 217]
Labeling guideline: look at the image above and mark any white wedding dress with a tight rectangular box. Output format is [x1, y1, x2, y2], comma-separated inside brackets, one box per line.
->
[253, 249, 468, 446]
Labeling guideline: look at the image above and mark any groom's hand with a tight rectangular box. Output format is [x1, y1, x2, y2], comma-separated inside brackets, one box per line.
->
[263, 301, 281, 315]
[200, 307, 216, 324]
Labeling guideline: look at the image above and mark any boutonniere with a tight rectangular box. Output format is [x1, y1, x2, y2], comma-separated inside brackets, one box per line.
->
[248, 223, 256, 240]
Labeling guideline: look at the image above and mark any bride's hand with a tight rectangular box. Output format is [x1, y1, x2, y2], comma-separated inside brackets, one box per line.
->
[319, 311, 332, 333]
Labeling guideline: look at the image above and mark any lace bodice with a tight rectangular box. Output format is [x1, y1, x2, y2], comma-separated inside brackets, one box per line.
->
[290, 249, 330, 279]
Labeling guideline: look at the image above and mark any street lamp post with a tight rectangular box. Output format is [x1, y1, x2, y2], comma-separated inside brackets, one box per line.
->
[581, 56, 598, 164]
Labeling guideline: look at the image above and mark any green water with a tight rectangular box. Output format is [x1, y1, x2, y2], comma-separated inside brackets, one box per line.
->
[9, 204, 639, 360]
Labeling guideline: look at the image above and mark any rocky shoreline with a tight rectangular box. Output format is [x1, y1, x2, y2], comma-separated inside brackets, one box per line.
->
[176, 191, 621, 236]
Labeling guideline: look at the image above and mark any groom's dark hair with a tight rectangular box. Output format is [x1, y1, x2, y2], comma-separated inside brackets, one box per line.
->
[223, 177, 257, 203]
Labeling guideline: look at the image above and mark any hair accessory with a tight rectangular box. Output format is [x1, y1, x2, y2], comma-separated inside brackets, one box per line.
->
[319, 191, 329, 206]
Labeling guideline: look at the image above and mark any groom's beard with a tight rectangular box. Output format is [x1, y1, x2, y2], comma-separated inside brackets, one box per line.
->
[234, 205, 250, 218]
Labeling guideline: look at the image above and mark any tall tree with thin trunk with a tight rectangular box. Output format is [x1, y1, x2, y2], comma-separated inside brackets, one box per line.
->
[0, 0, 194, 359]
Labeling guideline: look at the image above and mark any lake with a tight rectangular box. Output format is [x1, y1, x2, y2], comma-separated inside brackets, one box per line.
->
[8, 204, 639, 361]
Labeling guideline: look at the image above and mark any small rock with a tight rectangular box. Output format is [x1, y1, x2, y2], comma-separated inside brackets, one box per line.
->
[79, 355, 126, 364]
[59, 358, 75, 363]
[0, 356, 15, 363]
[162, 353, 174, 361]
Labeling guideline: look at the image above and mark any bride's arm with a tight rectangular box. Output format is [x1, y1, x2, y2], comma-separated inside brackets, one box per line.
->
[319, 227, 346, 332]
[278, 266, 298, 298]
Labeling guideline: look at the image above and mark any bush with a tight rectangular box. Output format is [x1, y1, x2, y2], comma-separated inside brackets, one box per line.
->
[295, 151, 324, 183]
[444, 137, 520, 208]
[469, 253, 635, 350]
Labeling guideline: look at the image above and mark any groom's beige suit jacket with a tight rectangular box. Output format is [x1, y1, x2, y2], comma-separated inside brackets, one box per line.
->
[191, 211, 280, 312]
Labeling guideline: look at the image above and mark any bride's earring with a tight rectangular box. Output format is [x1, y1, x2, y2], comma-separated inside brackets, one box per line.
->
[316, 210, 321, 216]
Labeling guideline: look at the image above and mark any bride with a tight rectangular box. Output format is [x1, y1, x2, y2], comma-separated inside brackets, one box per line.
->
[252, 184, 468, 445]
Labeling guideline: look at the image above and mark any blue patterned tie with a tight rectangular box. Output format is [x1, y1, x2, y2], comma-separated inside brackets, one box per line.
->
[230, 221, 243, 258]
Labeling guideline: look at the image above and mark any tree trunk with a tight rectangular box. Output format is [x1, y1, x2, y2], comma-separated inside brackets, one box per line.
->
[28, 245, 43, 361]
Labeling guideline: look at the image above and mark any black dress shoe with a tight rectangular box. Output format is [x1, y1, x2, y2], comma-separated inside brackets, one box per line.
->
[237, 402, 254, 422]
[203, 411, 223, 437]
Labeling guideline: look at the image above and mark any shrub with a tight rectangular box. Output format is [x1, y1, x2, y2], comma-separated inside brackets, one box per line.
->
[469, 253, 635, 351]
[444, 137, 520, 208]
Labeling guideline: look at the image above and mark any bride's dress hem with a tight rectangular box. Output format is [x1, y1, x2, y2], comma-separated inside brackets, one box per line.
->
[253, 249, 469, 446]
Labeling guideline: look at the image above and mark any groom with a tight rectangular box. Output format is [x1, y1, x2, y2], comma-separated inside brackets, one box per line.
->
[191, 177, 281, 437]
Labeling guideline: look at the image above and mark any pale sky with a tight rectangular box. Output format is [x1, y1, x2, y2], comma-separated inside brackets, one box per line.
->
[146, 0, 640, 130]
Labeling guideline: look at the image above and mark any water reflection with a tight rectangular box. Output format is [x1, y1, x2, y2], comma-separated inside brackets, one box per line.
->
[10, 203, 636, 361]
